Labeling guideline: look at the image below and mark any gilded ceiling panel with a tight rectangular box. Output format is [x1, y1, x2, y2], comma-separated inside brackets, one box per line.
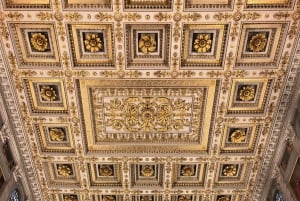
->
[0, 0, 299, 200]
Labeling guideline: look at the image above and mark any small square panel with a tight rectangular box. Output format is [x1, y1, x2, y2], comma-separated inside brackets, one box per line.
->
[9, 23, 60, 68]
[172, 163, 206, 188]
[62, 0, 112, 10]
[88, 163, 122, 187]
[68, 24, 114, 68]
[51, 194, 82, 201]
[221, 124, 260, 153]
[130, 164, 164, 188]
[184, 0, 234, 10]
[181, 24, 228, 68]
[214, 162, 251, 187]
[245, 0, 293, 9]
[3, 0, 50, 9]
[24, 78, 68, 114]
[44, 162, 80, 187]
[236, 23, 287, 68]
[227, 79, 271, 114]
[125, 24, 171, 69]
[34, 123, 75, 153]
[124, 0, 172, 10]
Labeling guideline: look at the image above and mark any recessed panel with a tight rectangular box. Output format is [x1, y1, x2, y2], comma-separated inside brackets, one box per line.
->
[79, 79, 217, 153]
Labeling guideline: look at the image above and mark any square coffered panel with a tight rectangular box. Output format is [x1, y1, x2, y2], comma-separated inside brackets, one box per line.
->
[8, 23, 60, 68]
[78, 79, 218, 154]
[181, 24, 228, 69]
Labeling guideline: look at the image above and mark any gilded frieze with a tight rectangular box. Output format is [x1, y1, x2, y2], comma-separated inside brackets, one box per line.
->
[62, 0, 112, 10]
[3, 0, 51, 9]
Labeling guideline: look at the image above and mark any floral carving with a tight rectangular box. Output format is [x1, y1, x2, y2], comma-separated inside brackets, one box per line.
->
[249, 33, 267, 52]
[30, 33, 49, 52]
[138, 35, 157, 53]
[106, 97, 191, 133]
[141, 165, 154, 177]
[229, 129, 246, 143]
[57, 164, 73, 177]
[49, 128, 66, 142]
[180, 165, 195, 176]
[40, 86, 57, 101]
[63, 195, 77, 201]
[103, 195, 115, 201]
[222, 165, 237, 176]
[99, 165, 113, 176]
[178, 196, 192, 201]
[84, 33, 102, 53]
[193, 33, 212, 53]
[239, 86, 255, 101]
[217, 196, 230, 201]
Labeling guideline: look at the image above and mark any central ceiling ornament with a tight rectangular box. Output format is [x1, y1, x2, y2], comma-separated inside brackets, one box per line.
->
[193, 33, 212, 53]
[30, 32, 48, 52]
[40, 86, 57, 102]
[83, 33, 102, 53]
[138, 35, 157, 53]
[239, 86, 255, 101]
[106, 97, 191, 133]
[249, 33, 267, 52]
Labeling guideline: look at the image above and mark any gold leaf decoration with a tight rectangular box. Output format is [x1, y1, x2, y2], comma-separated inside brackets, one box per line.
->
[99, 165, 113, 176]
[138, 35, 157, 53]
[57, 164, 73, 177]
[230, 129, 246, 143]
[141, 165, 154, 177]
[40, 86, 57, 101]
[49, 128, 66, 142]
[178, 196, 192, 201]
[103, 196, 115, 201]
[30, 33, 48, 52]
[84, 33, 102, 53]
[217, 196, 230, 201]
[239, 86, 255, 101]
[193, 34, 212, 53]
[222, 165, 237, 176]
[249, 33, 267, 52]
[181, 165, 195, 176]
[63, 195, 77, 201]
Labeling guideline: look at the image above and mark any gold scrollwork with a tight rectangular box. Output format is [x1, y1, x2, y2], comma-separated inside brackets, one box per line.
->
[193, 33, 212, 53]
[40, 86, 57, 101]
[138, 35, 157, 53]
[57, 164, 73, 177]
[49, 128, 66, 142]
[222, 165, 237, 176]
[84, 33, 102, 53]
[239, 86, 255, 101]
[249, 33, 267, 52]
[141, 165, 154, 177]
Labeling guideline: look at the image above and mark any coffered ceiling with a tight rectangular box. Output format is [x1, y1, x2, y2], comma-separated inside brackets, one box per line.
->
[0, 0, 299, 201]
